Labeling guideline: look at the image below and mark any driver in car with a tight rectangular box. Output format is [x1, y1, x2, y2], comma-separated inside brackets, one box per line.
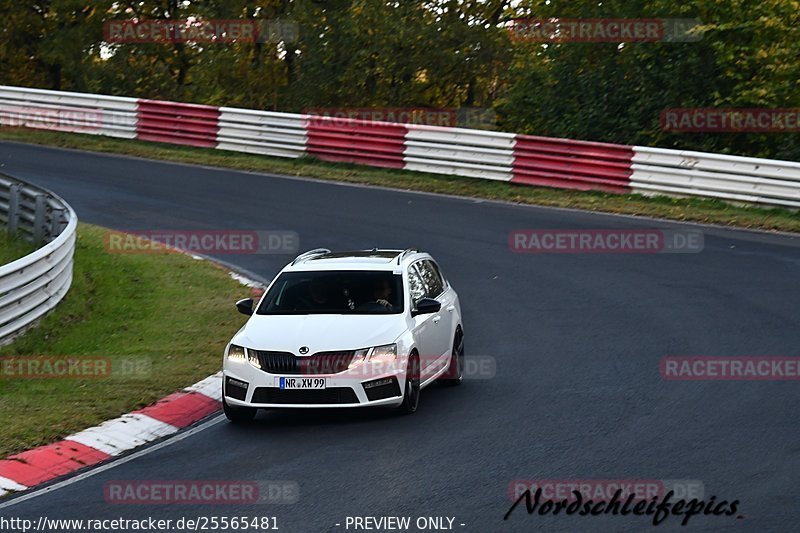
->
[371, 279, 394, 310]
[306, 279, 332, 309]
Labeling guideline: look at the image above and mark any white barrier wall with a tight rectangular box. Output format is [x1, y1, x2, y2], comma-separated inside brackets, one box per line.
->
[217, 108, 308, 158]
[0, 86, 138, 139]
[631, 147, 800, 208]
[403, 125, 516, 182]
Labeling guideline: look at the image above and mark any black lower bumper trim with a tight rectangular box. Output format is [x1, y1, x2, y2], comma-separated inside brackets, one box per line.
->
[251, 387, 359, 404]
[363, 376, 402, 401]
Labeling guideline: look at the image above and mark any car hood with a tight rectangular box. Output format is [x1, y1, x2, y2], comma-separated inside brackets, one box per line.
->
[232, 314, 408, 354]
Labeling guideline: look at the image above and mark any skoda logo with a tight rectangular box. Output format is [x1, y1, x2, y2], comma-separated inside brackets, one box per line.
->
[298, 346, 309, 355]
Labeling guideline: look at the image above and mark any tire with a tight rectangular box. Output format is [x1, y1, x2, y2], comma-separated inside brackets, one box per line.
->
[223, 394, 257, 424]
[398, 352, 421, 414]
[439, 328, 464, 386]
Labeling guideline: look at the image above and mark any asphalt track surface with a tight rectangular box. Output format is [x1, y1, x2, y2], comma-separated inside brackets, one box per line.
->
[0, 141, 799, 532]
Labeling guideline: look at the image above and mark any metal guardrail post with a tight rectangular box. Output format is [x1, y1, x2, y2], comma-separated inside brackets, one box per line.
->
[50, 207, 66, 237]
[33, 194, 47, 244]
[7, 183, 20, 235]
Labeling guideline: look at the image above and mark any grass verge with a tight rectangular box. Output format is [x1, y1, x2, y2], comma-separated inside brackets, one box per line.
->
[1, 127, 799, 233]
[0, 223, 251, 458]
[0, 231, 35, 265]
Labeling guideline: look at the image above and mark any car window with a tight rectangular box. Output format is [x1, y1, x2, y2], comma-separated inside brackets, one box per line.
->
[417, 260, 444, 298]
[257, 271, 404, 314]
[407, 264, 426, 303]
[425, 260, 447, 292]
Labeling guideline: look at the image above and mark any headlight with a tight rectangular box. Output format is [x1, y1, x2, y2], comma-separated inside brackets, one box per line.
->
[348, 344, 398, 369]
[227, 344, 246, 362]
[348, 348, 369, 369]
[227, 344, 261, 369]
[368, 344, 397, 362]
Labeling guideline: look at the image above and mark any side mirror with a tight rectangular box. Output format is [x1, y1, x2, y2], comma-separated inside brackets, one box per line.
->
[412, 297, 441, 317]
[236, 298, 254, 316]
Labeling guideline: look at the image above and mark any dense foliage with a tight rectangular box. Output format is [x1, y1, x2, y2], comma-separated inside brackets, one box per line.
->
[1, 0, 798, 158]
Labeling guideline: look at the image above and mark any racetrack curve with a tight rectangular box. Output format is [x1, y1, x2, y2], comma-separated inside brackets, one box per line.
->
[1, 141, 799, 532]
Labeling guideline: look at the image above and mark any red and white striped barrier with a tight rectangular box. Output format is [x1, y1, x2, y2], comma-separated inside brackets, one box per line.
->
[137, 100, 219, 148]
[307, 116, 407, 168]
[2, 85, 800, 208]
[513, 135, 633, 193]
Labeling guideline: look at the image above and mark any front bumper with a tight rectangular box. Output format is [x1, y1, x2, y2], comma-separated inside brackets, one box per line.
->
[223, 359, 406, 408]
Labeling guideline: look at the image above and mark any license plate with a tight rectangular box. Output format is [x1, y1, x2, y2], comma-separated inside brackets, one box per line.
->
[277, 377, 326, 390]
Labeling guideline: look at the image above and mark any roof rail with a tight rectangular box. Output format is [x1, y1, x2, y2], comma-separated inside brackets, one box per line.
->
[291, 248, 331, 265]
[396, 248, 418, 265]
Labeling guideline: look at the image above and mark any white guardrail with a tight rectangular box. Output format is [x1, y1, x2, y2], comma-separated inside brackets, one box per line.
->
[403, 125, 517, 182]
[0, 173, 77, 344]
[0, 85, 138, 139]
[217, 107, 308, 158]
[631, 147, 800, 208]
[1, 84, 800, 209]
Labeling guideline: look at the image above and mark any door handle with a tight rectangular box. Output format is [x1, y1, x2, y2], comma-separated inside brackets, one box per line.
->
[433, 316, 441, 324]
[446, 305, 455, 312]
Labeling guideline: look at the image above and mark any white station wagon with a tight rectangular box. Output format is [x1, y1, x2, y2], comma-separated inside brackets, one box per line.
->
[222, 248, 464, 421]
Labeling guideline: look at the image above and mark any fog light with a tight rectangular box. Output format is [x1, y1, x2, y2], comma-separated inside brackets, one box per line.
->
[363, 377, 393, 389]
[227, 377, 248, 389]
[225, 377, 249, 401]
[362, 376, 401, 401]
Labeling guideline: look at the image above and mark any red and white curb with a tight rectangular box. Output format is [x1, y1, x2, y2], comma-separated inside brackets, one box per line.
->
[0, 372, 223, 498]
[0, 270, 264, 499]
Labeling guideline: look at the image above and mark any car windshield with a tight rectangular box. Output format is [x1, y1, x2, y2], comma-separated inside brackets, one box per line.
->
[256, 271, 404, 315]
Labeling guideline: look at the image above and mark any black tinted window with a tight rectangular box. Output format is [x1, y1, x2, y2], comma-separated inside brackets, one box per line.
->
[257, 271, 403, 314]
[427, 260, 446, 288]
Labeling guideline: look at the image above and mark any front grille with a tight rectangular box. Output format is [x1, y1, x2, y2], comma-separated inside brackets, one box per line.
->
[252, 350, 355, 375]
[251, 387, 359, 405]
[253, 351, 296, 374]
